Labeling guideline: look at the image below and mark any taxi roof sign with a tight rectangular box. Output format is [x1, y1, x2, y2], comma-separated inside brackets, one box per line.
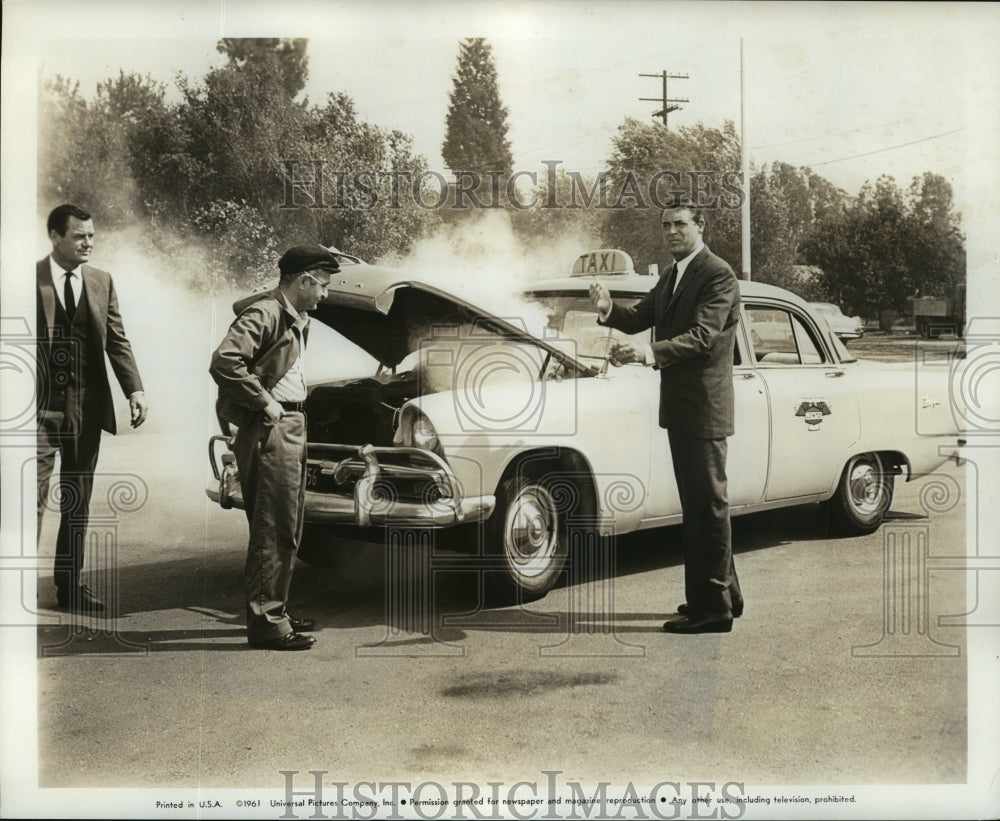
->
[571, 249, 636, 277]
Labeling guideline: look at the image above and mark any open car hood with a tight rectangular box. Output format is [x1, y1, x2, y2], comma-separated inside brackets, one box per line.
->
[312, 261, 594, 375]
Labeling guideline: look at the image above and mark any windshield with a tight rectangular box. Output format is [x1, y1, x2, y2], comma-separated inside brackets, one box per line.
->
[525, 292, 651, 364]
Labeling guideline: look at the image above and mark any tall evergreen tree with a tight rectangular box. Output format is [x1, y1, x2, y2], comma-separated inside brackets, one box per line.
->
[442, 38, 513, 176]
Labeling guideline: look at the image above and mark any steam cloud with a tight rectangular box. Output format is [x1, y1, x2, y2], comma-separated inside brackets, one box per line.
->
[69, 211, 600, 526]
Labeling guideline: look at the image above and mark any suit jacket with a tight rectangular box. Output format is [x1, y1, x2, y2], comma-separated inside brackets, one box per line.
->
[36, 258, 144, 435]
[602, 245, 740, 438]
[210, 288, 305, 429]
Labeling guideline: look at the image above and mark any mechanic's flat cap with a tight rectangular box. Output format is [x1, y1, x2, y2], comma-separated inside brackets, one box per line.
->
[278, 246, 341, 277]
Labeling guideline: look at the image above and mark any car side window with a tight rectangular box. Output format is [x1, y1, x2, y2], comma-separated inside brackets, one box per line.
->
[748, 306, 826, 365]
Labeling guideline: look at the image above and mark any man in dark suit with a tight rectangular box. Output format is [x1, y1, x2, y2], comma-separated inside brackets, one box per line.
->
[210, 246, 340, 651]
[590, 197, 743, 633]
[37, 203, 149, 613]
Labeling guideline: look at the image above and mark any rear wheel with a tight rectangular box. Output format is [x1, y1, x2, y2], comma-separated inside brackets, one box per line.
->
[486, 470, 570, 602]
[826, 452, 894, 535]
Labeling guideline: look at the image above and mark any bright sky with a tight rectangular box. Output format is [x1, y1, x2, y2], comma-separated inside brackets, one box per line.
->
[3, 0, 998, 299]
[13, 0, 994, 204]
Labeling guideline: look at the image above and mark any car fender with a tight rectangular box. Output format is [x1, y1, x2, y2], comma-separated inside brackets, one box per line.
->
[406, 369, 653, 532]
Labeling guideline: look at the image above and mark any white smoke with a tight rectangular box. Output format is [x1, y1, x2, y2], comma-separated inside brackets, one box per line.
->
[380, 209, 601, 341]
[70, 211, 600, 512]
[83, 210, 603, 438]
[25, 207, 608, 560]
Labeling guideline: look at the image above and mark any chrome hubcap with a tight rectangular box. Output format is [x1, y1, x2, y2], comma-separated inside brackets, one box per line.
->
[506, 486, 557, 578]
[848, 460, 882, 515]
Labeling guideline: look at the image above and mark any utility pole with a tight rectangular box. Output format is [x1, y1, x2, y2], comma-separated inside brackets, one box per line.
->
[740, 39, 751, 281]
[639, 70, 689, 128]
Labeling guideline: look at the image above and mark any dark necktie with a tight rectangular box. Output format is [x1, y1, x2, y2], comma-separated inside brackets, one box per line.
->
[63, 272, 77, 319]
[667, 263, 679, 296]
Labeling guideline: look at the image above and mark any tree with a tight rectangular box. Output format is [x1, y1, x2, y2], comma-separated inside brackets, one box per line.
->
[800, 174, 965, 319]
[601, 118, 743, 274]
[38, 76, 91, 207]
[94, 71, 197, 221]
[749, 162, 848, 291]
[442, 38, 513, 177]
[906, 172, 965, 296]
[39, 37, 438, 288]
[217, 38, 309, 99]
[282, 92, 438, 264]
[508, 167, 604, 251]
[174, 67, 436, 283]
[39, 74, 160, 230]
[177, 52, 310, 215]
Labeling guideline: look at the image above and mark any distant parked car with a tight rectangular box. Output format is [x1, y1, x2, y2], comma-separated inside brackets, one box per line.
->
[810, 302, 865, 341]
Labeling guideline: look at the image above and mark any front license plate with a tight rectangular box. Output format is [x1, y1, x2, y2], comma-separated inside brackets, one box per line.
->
[305, 463, 325, 490]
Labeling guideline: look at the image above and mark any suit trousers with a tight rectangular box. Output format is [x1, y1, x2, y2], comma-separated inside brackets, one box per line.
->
[666, 429, 742, 615]
[37, 410, 103, 593]
[233, 411, 307, 642]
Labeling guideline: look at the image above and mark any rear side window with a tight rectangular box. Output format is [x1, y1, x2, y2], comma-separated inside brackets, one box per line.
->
[748, 306, 826, 365]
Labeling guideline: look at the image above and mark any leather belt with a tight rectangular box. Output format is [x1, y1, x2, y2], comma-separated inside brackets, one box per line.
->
[279, 401, 306, 413]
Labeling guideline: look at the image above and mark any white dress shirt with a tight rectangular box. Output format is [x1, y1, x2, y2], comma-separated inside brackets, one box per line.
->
[49, 256, 81, 311]
[670, 239, 705, 295]
[47, 255, 145, 401]
[599, 241, 705, 367]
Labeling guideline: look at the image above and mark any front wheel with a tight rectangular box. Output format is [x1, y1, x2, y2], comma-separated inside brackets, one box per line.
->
[826, 452, 894, 535]
[486, 471, 569, 602]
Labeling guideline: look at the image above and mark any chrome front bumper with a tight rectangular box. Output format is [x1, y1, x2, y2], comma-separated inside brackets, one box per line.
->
[207, 436, 495, 527]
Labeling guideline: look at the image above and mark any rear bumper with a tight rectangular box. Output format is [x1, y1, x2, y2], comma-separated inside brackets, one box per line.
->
[938, 441, 966, 467]
[206, 435, 495, 527]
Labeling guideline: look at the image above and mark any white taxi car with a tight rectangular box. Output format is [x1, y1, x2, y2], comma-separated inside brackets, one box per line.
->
[207, 249, 964, 601]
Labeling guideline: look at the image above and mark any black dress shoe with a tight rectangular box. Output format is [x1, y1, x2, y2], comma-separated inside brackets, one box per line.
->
[248, 632, 317, 651]
[678, 600, 743, 618]
[287, 614, 315, 632]
[56, 585, 106, 613]
[662, 613, 734, 634]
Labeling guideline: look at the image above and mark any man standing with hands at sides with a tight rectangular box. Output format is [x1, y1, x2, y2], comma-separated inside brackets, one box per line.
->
[210, 246, 340, 651]
[37, 204, 149, 614]
[589, 196, 743, 634]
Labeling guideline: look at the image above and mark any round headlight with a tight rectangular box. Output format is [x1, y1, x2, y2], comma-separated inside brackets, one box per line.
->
[410, 411, 440, 453]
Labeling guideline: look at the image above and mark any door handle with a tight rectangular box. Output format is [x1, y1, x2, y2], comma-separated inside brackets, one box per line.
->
[825, 370, 845, 378]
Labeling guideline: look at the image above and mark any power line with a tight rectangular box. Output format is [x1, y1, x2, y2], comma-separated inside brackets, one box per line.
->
[805, 128, 964, 167]
[751, 109, 965, 151]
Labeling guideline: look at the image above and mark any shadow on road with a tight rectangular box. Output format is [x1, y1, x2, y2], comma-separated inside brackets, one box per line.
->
[34, 498, 920, 656]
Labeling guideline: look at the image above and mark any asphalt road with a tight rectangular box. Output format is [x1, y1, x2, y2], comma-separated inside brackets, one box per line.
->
[31, 431, 968, 792]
